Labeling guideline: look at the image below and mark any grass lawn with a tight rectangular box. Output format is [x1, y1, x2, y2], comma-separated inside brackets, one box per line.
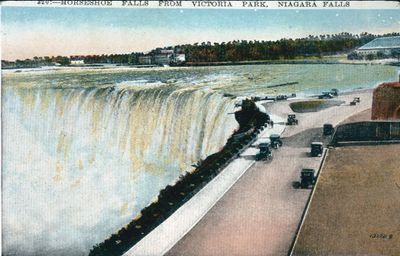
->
[290, 100, 344, 113]
[293, 144, 400, 256]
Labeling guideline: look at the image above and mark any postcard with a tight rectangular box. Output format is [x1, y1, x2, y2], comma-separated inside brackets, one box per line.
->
[1, 1, 399, 255]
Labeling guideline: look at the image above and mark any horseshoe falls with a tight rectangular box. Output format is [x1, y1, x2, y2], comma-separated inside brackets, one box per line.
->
[2, 70, 238, 255]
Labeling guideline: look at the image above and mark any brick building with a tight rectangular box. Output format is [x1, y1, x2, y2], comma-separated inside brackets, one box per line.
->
[371, 81, 400, 120]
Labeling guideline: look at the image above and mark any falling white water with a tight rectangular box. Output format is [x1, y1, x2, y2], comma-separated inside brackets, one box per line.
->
[2, 73, 238, 255]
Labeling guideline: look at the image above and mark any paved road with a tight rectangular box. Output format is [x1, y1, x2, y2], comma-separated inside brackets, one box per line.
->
[167, 91, 372, 256]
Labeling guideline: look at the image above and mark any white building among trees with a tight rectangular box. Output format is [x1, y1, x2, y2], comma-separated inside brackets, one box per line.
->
[70, 56, 85, 65]
[355, 36, 400, 56]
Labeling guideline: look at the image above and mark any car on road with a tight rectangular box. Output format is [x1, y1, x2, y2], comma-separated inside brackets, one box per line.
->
[330, 88, 339, 96]
[318, 92, 334, 99]
[300, 168, 316, 189]
[276, 95, 288, 101]
[270, 134, 283, 149]
[323, 123, 334, 136]
[287, 114, 299, 125]
[311, 142, 323, 157]
[350, 97, 360, 106]
[255, 141, 273, 161]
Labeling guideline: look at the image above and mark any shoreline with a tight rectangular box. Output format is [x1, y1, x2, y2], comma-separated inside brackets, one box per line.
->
[2, 58, 398, 73]
[125, 114, 286, 256]
[90, 104, 270, 255]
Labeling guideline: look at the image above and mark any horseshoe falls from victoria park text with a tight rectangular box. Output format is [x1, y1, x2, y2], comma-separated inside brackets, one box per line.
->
[2, 73, 238, 255]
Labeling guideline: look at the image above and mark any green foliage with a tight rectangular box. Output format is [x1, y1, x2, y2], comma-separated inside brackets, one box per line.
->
[55, 56, 70, 65]
[3, 32, 399, 69]
[366, 53, 376, 61]
[290, 100, 324, 112]
[176, 32, 399, 63]
[83, 53, 139, 64]
[376, 51, 385, 59]
[391, 49, 400, 60]
[347, 51, 362, 60]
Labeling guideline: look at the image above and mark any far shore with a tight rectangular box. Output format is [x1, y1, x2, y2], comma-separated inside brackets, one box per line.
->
[2, 57, 399, 72]
[181, 57, 399, 67]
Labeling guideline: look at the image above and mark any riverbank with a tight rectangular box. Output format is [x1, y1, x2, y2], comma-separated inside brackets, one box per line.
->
[125, 114, 286, 256]
[180, 57, 399, 67]
[3, 57, 398, 74]
[181, 58, 340, 67]
[90, 101, 269, 255]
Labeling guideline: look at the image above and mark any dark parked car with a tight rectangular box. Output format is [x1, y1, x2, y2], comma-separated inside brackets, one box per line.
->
[311, 142, 323, 157]
[300, 168, 316, 188]
[255, 141, 272, 161]
[323, 123, 334, 136]
[318, 92, 334, 99]
[270, 134, 283, 149]
[287, 114, 299, 125]
[276, 95, 288, 101]
[350, 97, 360, 105]
[330, 88, 339, 96]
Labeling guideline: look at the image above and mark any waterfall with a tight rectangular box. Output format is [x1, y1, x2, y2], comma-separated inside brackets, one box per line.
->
[2, 81, 237, 255]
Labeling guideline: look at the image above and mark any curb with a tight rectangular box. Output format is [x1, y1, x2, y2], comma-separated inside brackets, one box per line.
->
[288, 148, 329, 256]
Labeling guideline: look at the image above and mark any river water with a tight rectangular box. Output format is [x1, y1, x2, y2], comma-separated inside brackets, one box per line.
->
[2, 64, 398, 255]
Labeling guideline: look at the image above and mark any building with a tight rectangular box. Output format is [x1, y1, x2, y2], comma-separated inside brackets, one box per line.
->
[371, 81, 400, 120]
[160, 49, 174, 54]
[70, 56, 85, 65]
[355, 36, 400, 56]
[138, 55, 153, 65]
[154, 53, 173, 65]
[138, 50, 186, 66]
[174, 54, 186, 64]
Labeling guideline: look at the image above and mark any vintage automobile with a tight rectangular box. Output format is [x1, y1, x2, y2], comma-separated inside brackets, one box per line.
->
[255, 140, 273, 161]
[330, 88, 339, 96]
[275, 95, 288, 101]
[311, 142, 323, 157]
[300, 168, 316, 188]
[270, 134, 283, 149]
[323, 123, 334, 136]
[350, 97, 360, 105]
[318, 92, 334, 99]
[287, 114, 299, 125]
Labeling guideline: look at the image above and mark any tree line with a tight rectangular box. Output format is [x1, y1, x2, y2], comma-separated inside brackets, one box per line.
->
[2, 32, 399, 68]
[176, 32, 399, 63]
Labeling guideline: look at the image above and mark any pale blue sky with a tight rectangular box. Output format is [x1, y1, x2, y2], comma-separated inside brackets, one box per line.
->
[2, 7, 399, 60]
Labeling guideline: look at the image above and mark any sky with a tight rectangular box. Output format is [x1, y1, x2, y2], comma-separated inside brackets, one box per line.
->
[1, 6, 399, 61]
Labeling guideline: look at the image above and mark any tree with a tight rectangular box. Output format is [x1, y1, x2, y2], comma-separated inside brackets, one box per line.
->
[391, 49, 400, 61]
[365, 53, 376, 61]
[347, 51, 360, 60]
[376, 51, 385, 59]
[55, 56, 70, 65]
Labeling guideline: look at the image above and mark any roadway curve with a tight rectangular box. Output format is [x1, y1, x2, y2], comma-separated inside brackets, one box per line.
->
[166, 90, 372, 256]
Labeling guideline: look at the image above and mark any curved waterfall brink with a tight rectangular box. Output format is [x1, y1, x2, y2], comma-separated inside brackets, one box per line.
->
[2, 84, 238, 255]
